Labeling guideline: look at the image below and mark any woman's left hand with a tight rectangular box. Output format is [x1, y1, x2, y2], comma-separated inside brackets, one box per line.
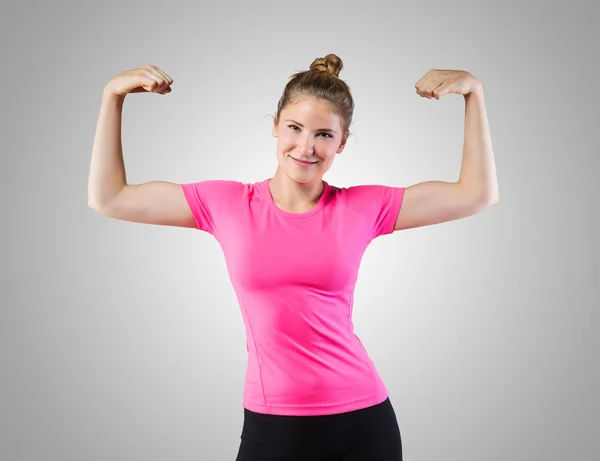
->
[415, 69, 482, 99]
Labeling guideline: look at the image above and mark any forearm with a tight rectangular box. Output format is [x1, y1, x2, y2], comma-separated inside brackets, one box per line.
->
[458, 86, 499, 203]
[87, 88, 128, 209]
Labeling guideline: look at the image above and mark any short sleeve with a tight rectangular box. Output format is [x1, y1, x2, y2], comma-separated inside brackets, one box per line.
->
[345, 185, 405, 240]
[179, 180, 244, 235]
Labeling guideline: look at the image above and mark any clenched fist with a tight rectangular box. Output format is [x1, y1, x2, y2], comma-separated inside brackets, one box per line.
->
[104, 64, 173, 97]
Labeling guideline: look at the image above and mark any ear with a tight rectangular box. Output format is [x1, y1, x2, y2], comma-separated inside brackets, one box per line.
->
[272, 114, 278, 138]
[336, 139, 347, 154]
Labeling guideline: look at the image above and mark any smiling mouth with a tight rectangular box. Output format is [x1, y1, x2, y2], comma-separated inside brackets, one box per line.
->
[290, 156, 318, 164]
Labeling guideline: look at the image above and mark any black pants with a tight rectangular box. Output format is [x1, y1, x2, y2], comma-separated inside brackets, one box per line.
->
[235, 397, 403, 461]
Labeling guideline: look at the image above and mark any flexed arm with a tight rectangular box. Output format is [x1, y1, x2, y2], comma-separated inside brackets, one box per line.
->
[87, 65, 197, 229]
[394, 69, 498, 231]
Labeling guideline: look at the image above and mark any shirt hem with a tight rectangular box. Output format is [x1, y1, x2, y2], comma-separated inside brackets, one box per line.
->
[242, 393, 388, 416]
[383, 186, 405, 236]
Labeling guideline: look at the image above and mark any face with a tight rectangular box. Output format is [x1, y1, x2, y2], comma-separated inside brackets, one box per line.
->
[272, 97, 346, 184]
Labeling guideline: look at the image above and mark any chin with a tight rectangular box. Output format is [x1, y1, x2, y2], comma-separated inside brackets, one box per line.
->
[285, 166, 319, 182]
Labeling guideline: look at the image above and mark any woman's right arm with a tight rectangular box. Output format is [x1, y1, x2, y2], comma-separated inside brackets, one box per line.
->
[87, 68, 197, 229]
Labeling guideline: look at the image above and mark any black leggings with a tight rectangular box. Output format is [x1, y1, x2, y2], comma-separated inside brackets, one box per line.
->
[235, 397, 403, 461]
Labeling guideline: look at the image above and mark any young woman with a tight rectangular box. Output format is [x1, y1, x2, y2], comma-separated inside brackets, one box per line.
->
[88, 54, 498, 461]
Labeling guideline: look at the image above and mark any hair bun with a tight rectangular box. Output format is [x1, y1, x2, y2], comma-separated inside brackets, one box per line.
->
[309, 54, 343, 78]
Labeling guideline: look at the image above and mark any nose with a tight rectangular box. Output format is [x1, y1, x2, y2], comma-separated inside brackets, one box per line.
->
[297, 135, 314, 155]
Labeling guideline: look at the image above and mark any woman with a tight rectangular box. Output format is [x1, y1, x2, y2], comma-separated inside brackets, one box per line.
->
[88, 54, 498, 461]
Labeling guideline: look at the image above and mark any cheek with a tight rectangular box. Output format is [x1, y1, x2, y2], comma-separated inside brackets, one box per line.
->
[278, 137, 296, 154]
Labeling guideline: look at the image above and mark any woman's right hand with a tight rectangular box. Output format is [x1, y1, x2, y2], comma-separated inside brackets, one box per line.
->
[104, 65, 173, 96]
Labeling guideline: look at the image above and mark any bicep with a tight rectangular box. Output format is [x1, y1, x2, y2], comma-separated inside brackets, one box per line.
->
[94, 181, 197, 228]
[394, 181, 488, 231]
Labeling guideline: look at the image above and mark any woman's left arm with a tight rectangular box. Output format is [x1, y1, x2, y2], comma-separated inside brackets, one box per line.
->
[394, 70, 499, 231]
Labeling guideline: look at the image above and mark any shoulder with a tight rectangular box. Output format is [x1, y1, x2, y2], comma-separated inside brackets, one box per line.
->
[181, 179, 255, 198]
[180, 178, 269, 206]
[181, 179, 245, 193]
[329, 183, 404, 211]
[329, 183, 405, 239]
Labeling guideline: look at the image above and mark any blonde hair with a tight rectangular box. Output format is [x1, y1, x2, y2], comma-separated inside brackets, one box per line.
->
[274, 54, 354, 141]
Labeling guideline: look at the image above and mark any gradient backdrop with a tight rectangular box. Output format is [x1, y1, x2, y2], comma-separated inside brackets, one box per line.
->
[1, 1, 597, 460]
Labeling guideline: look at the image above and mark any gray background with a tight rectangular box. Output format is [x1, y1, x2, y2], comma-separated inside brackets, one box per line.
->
[1, 0, 598, 460]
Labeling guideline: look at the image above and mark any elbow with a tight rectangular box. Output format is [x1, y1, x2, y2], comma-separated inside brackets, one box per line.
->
[88, 198, 108, 213]
[459, 182, 499, 207]
[483, 194, 499, 207]
[471, 192, 498, 211]
[88, 190, 115, 213]
[87, 188, 98, 210]
[479, 187, 499, 206]
[486, 194, 499, 205]
[88, 202, 102, 213]
[87, 196, 100, 211]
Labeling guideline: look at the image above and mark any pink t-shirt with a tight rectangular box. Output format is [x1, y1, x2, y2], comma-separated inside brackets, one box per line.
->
[180, 178, 404, 416]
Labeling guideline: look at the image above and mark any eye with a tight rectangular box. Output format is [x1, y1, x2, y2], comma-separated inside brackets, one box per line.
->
[288, 125, 332, 138]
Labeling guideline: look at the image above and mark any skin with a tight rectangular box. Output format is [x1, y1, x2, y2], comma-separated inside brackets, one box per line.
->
[266, 68, 498, 228]
[269, 97, 347, 213]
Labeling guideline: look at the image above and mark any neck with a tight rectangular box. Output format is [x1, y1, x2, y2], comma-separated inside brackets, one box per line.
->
[268, 168, 324, 210]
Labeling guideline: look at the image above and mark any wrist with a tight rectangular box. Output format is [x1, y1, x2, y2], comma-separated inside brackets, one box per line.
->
[465, 85, 484, 100]
[103, 85, 127, 102]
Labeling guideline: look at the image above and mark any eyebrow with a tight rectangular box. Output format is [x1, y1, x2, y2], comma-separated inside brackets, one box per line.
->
[285, 119, 337, 134]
